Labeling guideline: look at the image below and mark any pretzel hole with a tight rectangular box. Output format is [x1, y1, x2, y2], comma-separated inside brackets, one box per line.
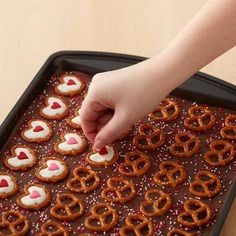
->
[111, 181, 126, 188]
[151, 135, 161, 144]
[224, 128, 236, 136]
[15, 222, 27, 232]
[140, 224, 151, 235]
[148, 192, 161, 200]
[123, 229, 136, 236]
[130, 218, 143, 226]
[86, 178, 97, 187]
[193, 184, 205, 193]
[70, 179, 82, 188]
[89, 218, 101, 227]
[152, 111, 163, 118]
[188, 120, 199, 127]
[70, 203, 82, 214]
[96, 206, 108, 215]
[129, 155, 142, 162]
[202, 115, 211, 125]
[104, 214, 113, 224]
[189, 203, 201, 211]
[105, 191, 117, 199]
[75, 170, 89, 178]
[59, 196, 73, 205]
[137, 138, 148, 146]
[158, 198, 168, 209]
[173, 171, 181, 180]
[192, 108, 205, 116]
[55, 207, 67, 216]
[0, 226, 11, 234]
[222, 150, 232, 159]
[121, 188, 132, 198]
[208, 182, 217, 191]
[214, 144, 226, 151]
[142, 203, 154, 214]
[208, 154, 219, 163]
[227, 118, 236, 126]
[142, 127, 154, 135]
[5, 213, 19, 223]
[197, 210, 207, 220]
[44, 224, 59, 232]
[137, 161, 146, 170]
[163, 164, 175, 171]
[173, 145, 185, 153]
[178, 135, 191, 142]
[182, 214, 194, 223]
[166, 107, 176, 116]
[159, 174, 169, 182]
[199, 174, 211, 182]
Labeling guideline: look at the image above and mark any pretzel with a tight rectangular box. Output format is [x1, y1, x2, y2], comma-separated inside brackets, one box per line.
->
[204, 140, 235, 166]
[39, 221, 69, 236]
[101, 177, 136, 204]
[0, 173, 19, 199]
[184, 105, 215, 132]
[189, 170, 221, 198]
[50, 193, 85, 221]
[153, 161, 186, 187]
[0, 210, 30, 236]
[167, 229, 194, 236]
[66, 165, 100, 193]
[119, 151, 151, 177]
[177, 199, 212, 227]
[133, 124, 165, 150]
[220, 114, 236, 140]
[140, 189, 172, 217]
[67, 106, 82, 129]
[149, 98, 180, 122]
[169, 132, 200, 158]
[119, 214, 154, 236]
[84, 203, 118, 232]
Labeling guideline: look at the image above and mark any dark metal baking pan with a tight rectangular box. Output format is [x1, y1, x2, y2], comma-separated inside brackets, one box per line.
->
[0, 51, 235, 236]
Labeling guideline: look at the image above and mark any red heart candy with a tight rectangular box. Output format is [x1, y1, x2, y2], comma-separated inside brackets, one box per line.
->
[67, 137, 78, 145]
[51, 102, 61, 109]
[0, 179, 8, 188]
[98, 147, 108, 155]
[33, 126, 44, 132]
[67, 79, 76, 86]
[17, 152, 28, 160]
[30, 190, 41, 199]
[48, 163, 59, 171]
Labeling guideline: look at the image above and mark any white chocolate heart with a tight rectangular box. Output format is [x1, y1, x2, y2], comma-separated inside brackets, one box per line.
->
[57, 75, 82, 93]
[7, 147, 34, 168]
[90, 146, 115, 163]
[58, 133, 84, 152]
[39, 160, 65, 178]
[71, 109, 81, 125]
[23, 120, 51, 139]
[0, 175, 14, 194]
[41, 96, 67, 117]
[20, 186, 47, 206]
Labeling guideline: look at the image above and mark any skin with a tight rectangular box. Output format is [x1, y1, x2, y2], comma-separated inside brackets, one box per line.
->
[80, 0, 236, 150]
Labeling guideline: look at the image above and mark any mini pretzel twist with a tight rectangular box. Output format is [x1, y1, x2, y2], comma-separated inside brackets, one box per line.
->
[84, 203, 118, 232]
[119, 214, 154, 236]
[169, 132, 201, 158]
[189, 170, 221, 198]
[140, 189, 172, 217]
[133, 124, 165, 150]
[177, 199, 212, 227]
[101, 177, 136, 204]
[0, 210, 30, 236]
[153, 161, 186, 187]
[220, 114, 236, 140]
[149, 98, 180, 122]
[119, 151, 151, 177]
[39, 221, 69, 236]
[50, 193, 85, 221]
[167, 229, 194, 236]
[204, 140, 235, 167]
[66, 166, 100, 193]
[184, 105, 215, 132]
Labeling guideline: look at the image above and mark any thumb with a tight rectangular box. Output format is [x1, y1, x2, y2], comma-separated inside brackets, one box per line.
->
[94, 110, 130, 149]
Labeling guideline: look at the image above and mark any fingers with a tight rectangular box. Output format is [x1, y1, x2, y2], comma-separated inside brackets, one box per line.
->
[94, 110, 130, 149]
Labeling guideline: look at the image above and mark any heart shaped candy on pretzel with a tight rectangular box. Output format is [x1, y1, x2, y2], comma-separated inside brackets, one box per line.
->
[204, 139, 235, 167]
[177, 199, 212, 227]
[119, 214, 154, 236]
[50, 193, 85, 221]
[66, 165, 100, 193]
[184, 105, 215, 132]
[220, 114, 236, 140]
[149, 98, 180, 122]
[119, 151, 151, 177]
[84, 203, 118, 232]
[153, 161, 186, 187]
[169, 132, 201, 158]
[140, 189, 172, 217]
[38, 221, 69, 236]
[189, 170, 221, 198]
[133, 124, 165, 150]
[66, 106, 82, 129]
[101, 177, 136, 204]
[0, 210, 30, 236]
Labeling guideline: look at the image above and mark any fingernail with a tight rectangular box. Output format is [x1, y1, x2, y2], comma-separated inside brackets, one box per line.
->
[94, 140, 103, 150]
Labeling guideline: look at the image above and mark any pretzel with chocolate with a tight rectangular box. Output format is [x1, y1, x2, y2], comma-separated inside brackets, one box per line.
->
[66, 165, 100, 193]
[204, 139, 235, 166]
[86, 146, 118, 167]
[119, 151, 151, 177]
[101, 177, 136, 204]
[149, 98, 180, 122]
[153, 161, 186, 187]
[55, 73, 85, 96]
[39, 221, 69, 236]
[133, 124, 165, 150]
[184, 105, 215, 132]
[177, 199, 212, 227]
[84, 203, 118, 232]
[50, 193, 85, 221]
[119, 214, 154, 236]
[39, 95, 69, 120]
[189, 170, 221, 198]
[67, 106, 82, 129]
[17, 184, 51, 211]
[167, 229, 194, 236]
[54, 132, 87, 156]
[0, 173, 18, 199]
[140, 189, 172, 217]
[220, 114, 236, 140]
[35, 157, 69, 183]
[21, 119, 53, 143]
[169, 132, 200, 158]
[0, 210, 30, 236]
